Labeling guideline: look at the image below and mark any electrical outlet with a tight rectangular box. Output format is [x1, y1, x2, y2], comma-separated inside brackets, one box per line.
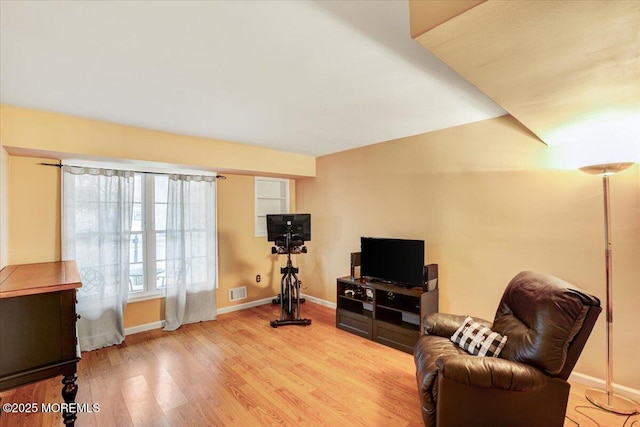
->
[256, 274, 261, 283]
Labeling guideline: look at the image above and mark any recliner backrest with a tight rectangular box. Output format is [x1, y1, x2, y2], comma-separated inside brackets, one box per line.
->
[492, 271, 601, 377]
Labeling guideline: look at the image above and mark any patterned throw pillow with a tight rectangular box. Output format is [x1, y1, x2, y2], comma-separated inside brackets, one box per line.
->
[450, 316, 508, 357]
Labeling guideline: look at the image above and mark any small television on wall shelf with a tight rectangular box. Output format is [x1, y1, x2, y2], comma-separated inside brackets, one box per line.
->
[360, 237, 424, 288]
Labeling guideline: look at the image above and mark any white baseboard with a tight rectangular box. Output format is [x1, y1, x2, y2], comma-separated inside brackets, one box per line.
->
[216, 296, 273, 315]
[301, 293, 336, 309]
[123, 297, 273, 335]
[216, 294, 336, 314]
[123, 295, 335, 335]
[570, 372, 640, 402]
[125, 320, 164, 336]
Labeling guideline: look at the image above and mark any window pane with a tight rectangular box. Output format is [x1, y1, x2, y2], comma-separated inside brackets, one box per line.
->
[130, 233, 144, 263]
[132, 175, 143, 232]
[156, 231, 166, 291]
[129, 232, 144, 293]
[129, 262, 144, 293]
[132, 204, 143, 232]
[155, 175, 169, 203]
[153, 175, 168, 291]
[155, 261, 166, 290]
[76, 206, 99, 233]
[156, 231, 166, 261]
[133, 174, 143, 203]
[155, 204, 167, 230]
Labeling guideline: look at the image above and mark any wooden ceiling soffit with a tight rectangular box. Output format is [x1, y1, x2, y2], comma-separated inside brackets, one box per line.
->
[411, 0, 640, 147]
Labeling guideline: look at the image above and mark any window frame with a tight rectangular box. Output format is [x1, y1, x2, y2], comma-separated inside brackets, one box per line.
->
[128, 173, 167, 302]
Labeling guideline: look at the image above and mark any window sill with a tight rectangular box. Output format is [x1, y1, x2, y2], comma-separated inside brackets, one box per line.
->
[128, 291, 165, 303]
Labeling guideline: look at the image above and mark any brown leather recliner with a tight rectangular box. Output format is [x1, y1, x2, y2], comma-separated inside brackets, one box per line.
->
[413, 271, 601, 427]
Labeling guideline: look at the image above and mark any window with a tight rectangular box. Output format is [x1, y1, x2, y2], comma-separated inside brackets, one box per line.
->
[63, 164, 218, 347]
[255, 177, 289, 237]
[129, 173, 169, 299]
[63, 162, 218, 311]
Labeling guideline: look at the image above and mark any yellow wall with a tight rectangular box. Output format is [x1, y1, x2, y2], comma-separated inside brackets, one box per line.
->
[124, 298, 164, 329]
[0, 146, 8, 269]
[217, 175, 297, 306]
[0, 104, 315, 178]
[7, 156, 61, 264]
[1, 105, 307, 328]
[296, 115, 640, 390]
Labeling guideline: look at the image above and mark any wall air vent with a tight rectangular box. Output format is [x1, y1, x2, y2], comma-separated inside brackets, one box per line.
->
[229, 286, 247, 302]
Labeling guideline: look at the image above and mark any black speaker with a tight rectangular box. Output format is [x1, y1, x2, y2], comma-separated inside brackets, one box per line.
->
[350, 252, 361, 281]
[424, 264, 438, 291]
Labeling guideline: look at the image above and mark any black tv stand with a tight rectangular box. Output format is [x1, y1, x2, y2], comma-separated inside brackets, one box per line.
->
[366, 278, 410, 289]
[336, 272, 438, 353]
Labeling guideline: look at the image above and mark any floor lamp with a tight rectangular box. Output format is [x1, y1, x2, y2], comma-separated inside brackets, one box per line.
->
[580, 162, 637, 415]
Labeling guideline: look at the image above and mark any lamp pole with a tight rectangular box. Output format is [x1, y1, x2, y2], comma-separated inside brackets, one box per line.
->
[580, 162, 637, 415]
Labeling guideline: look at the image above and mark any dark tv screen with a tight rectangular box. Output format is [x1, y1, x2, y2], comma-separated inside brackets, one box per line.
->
[360, 237, 424, 287]
[266, 214, 311, 243]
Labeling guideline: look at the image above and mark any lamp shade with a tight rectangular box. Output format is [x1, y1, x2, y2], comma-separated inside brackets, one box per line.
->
[579, 162, 635, 176]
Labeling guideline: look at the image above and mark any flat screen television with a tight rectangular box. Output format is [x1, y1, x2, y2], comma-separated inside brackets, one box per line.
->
[266, 214, 311, 243]
[360, 237, 424, 288]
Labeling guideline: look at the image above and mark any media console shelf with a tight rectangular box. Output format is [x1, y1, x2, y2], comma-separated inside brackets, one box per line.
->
[336, 275, 438, 353]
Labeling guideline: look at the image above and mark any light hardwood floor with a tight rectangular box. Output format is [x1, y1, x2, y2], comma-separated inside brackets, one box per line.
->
[1, 302, 638, 427]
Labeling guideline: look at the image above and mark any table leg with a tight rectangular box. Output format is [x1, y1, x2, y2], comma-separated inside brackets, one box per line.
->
[61, 374, 78, 426]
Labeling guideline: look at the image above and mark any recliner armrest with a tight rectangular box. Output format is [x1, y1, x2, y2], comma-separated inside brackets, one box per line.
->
[436, 354, 550, 392]
[424, 313, 492, 337]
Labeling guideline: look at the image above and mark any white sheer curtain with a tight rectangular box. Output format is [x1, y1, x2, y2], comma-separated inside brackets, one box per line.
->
[164, 174, 217, 331]
[62, 166, 134, 351]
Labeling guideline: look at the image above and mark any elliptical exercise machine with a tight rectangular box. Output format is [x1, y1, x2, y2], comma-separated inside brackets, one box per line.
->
[267, 214, 312, 328]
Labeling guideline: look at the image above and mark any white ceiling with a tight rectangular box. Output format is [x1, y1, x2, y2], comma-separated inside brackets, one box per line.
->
[0, 0, 505, 157]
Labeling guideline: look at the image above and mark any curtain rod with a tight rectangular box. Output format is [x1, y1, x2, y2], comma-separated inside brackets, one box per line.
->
[38, 162, 226, 180]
